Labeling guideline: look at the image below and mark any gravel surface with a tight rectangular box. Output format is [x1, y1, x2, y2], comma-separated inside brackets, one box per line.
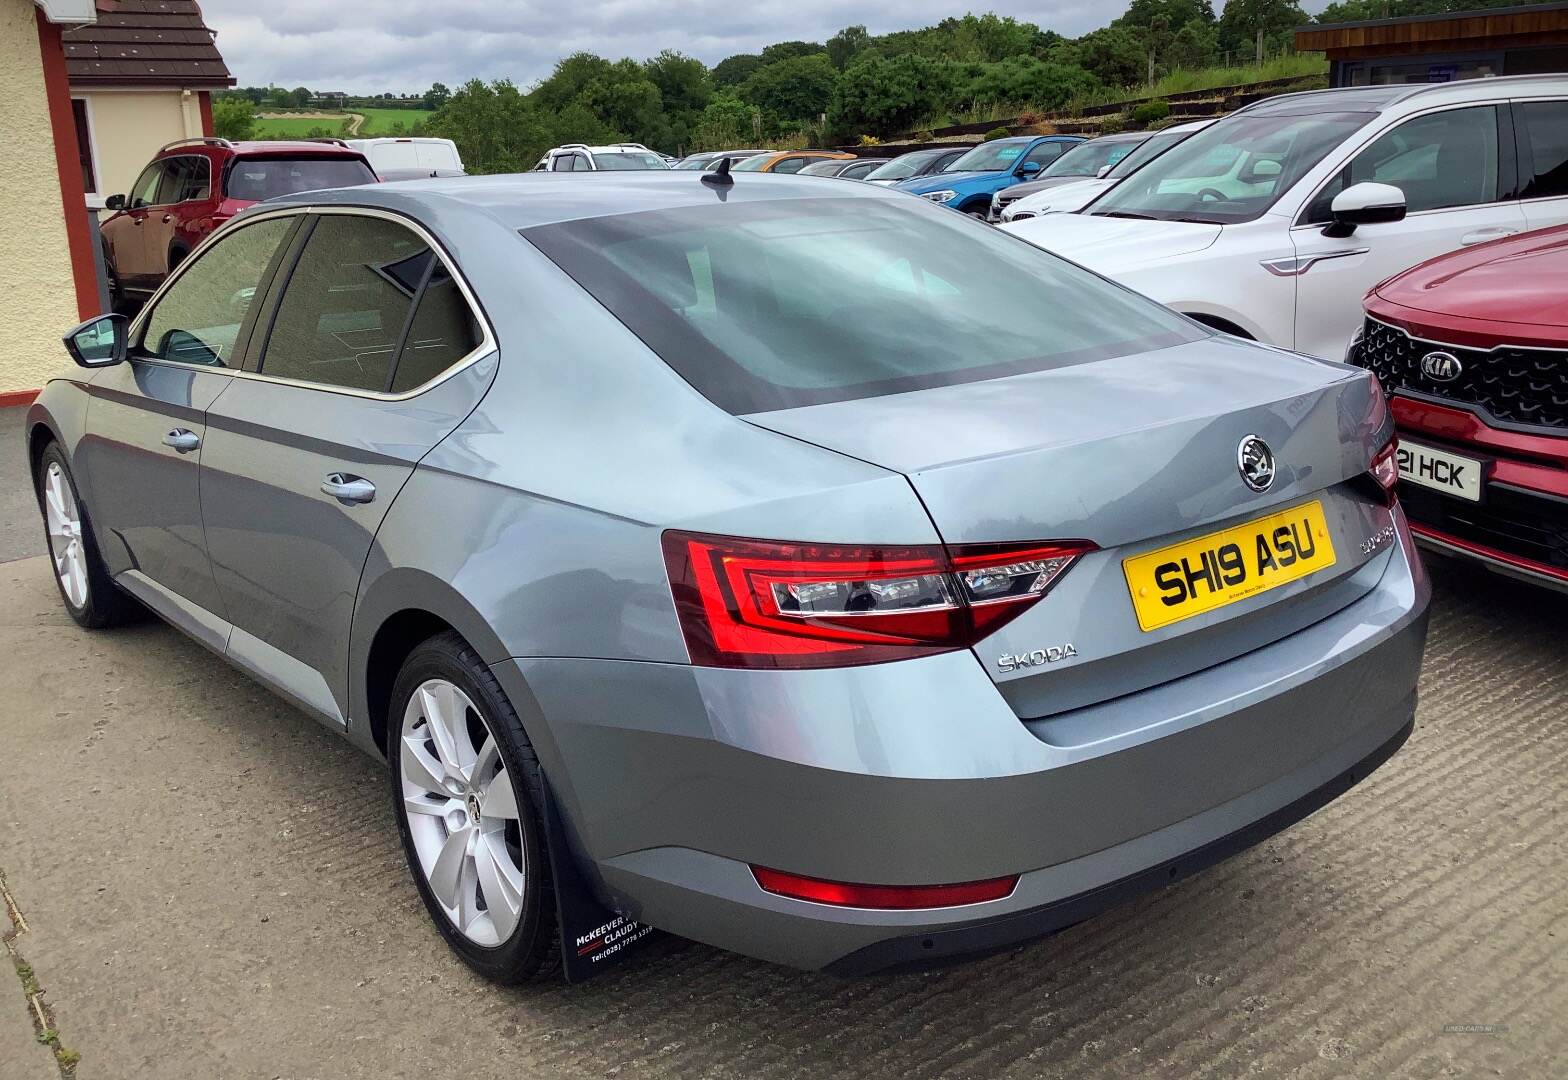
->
[0, 548, 1562, 1078]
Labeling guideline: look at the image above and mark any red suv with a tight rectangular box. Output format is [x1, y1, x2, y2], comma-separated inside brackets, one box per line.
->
[1352, 225, 1568, 592]
[100, 137, 376, 309]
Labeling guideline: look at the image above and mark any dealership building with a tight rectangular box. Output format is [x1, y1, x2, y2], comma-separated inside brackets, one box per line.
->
[0, 0, 231, 402]
[1298, 2, 1568, 87]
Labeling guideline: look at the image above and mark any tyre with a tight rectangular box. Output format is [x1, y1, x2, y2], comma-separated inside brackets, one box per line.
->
[102, 244, 127, 314]
[36, 443, 141, 629]
[388, 631, 561, 983]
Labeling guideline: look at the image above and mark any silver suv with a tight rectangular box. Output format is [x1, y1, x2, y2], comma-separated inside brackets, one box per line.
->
[28, 172, 1428, 983]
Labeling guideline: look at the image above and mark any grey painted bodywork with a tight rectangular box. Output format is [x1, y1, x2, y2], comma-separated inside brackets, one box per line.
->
[24, 172, 1430, 971]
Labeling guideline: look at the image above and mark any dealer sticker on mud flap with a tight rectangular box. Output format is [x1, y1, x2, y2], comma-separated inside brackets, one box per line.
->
[542, 778, 661, 982]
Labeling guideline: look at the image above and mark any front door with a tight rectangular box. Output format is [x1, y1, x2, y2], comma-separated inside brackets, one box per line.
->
[100, 162, 166, 291]
[199, 211, 491, 725]
[1289, 104, 1525, 360]
[76, 213, 301, 637]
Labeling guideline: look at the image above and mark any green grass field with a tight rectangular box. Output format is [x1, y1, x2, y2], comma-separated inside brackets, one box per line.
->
[252, 107, 432, 139]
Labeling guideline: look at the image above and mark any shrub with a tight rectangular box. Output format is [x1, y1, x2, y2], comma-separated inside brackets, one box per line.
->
[910, 130, 934, 143]
[858, 133, 883, 146]
[983, 125, 1012, 141]
[1131, 99, 1170, 125]
[1098, 113, 1126, 135]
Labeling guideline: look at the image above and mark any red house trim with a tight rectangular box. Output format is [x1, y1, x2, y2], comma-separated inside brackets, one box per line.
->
[0, 389, 42, 409]
[199, 90, 214, 136]
[36, 10, 100, 322]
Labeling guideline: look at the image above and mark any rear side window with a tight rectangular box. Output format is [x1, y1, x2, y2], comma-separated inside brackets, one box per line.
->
[1519, 100, 1568, 199]
[523, 197, 1200, 414]
[139, 216, 295, 366]
[261, 215, 481, 393]
[225, 156, 376, 202]
[772, 157, 811, 174]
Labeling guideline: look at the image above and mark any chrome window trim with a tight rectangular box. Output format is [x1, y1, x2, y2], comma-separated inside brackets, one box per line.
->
[128, 204, 498, 401]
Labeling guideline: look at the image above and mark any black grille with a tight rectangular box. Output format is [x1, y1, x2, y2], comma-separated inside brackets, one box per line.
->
[1354, 318, 1568, 431]
[1402, 483, 1568, 574]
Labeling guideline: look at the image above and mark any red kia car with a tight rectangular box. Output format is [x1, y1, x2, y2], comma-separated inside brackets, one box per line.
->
[1352, 225, 1568, 592]
[99, 137, 376, 309]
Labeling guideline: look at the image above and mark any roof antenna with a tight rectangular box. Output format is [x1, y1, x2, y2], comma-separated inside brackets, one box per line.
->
[702, 155, 734, 187]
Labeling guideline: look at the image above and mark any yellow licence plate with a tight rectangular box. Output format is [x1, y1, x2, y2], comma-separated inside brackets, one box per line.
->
[1122, 500, 1337, 632]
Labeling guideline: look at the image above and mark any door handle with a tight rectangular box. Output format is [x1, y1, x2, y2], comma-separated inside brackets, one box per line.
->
[1460, 227, 1517, 246]
[132, 216, 144, 226]
[161, 213, 173, 223]
[162, 428, 200, 453]
[321, 473, 376, 504]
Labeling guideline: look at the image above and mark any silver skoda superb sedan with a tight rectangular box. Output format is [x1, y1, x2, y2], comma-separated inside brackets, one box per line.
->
[27, 172, 1428, 982]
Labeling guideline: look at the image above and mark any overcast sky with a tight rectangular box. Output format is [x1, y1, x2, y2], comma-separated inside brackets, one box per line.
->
[202, 0, 1333, 95]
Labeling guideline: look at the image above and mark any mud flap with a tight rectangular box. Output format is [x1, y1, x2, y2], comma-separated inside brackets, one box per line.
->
[542, 776, 661, 982]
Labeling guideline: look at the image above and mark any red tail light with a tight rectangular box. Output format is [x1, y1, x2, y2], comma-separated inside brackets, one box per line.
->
[662, 531, 1095, 669]
[752, 866, 1018, 909]
[1369, 437, 1400, 504]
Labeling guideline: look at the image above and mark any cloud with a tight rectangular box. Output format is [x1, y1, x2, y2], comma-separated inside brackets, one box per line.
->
[203, 0, 1120, 92]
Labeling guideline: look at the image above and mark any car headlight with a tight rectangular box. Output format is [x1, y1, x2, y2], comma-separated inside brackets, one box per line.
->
[1345, 325, 1365, 366]
[920, 190, 958, 204]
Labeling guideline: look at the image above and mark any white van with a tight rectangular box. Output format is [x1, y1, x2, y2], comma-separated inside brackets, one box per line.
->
[347, 137, 466, 182]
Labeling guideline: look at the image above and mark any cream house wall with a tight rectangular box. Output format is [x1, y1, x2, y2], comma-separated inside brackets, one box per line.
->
[76, 89, 201, 203]
[0, 0, 80, 395]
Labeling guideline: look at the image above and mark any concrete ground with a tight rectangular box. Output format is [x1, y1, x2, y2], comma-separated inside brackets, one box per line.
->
[0, 417, 1563, 1075]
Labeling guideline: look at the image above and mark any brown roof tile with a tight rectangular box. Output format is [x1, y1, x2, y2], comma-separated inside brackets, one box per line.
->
[64, 0, 234, 88]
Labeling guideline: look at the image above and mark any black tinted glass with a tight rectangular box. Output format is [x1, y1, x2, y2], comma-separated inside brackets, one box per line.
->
[225, 157, 375, 201]
[524, 197, 1199, 414]
[390, 262, 482, 393]
[1521, 100, 1568, 199]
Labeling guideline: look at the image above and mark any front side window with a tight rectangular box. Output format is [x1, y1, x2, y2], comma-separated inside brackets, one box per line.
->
[1306, 106, 1501, 222]
[129, 164, 163, 209]
[1021, 141, 1069, 172]
[523, 197, 1200, 414]
[1091, 110, 1375, 224]
[798, 160, 847, 176]
[262, 215, 480, 393]
[1105, 128, 1194, 180]
[1520, 100, 1568, 199]
[866, 152, 937, 182]
[551, 153, 575, 172]
[139, 216, 295, 366]
[224, 156, 376, 202]
[771, 157, 812, 174]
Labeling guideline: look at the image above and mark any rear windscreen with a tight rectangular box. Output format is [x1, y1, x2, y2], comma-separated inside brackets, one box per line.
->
[522, 197, 1201, 413]
[226, 157, 377, 201]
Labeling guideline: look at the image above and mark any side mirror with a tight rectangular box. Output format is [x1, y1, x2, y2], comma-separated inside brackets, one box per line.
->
[1323, 181, 1406, 238]
[1018, 161, 1042, 176]
[62, 313, 128, 368]
[104, 194, 126, 211]
[1096, 164, 1113, 178]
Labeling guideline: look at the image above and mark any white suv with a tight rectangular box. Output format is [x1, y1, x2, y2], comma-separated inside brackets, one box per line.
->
[535, 143, 669, 172]
[1003, 76, 1568, 360]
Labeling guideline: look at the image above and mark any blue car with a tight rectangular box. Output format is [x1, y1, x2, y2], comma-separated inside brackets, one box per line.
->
[895, 135, 1085, 217]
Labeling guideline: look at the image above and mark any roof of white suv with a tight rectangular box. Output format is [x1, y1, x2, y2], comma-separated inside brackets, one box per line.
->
[1241, 74, 1568, 116]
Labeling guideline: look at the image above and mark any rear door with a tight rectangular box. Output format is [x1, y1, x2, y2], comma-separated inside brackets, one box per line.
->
[142, 154, 212, 280]
[1512, 98, 1568, 231]
[77, 213, 300, 635]
[1289, 104, 1525, 360]
[198, 209, 493, 725]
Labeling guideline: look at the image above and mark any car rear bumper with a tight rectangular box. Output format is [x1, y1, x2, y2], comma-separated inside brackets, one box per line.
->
[496, 526, 1429, 972]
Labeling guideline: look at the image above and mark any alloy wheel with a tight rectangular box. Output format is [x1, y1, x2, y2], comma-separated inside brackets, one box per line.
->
[399, 678, 527, 946]
[43, 462, 89, 609]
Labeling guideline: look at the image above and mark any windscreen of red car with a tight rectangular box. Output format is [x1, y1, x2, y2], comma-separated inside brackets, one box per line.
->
[521, 196, 1201, 413]
[226, 156, 377, 202]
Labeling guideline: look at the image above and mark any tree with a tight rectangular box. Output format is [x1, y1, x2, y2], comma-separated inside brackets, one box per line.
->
[712, 53, 763, 88]
[1218, 0, 1307, 59]
[691, 95, 762, 150]
[1118, 0, 1216, 30]
[426, 79, 551, 174]
[827, 25, 873, 70]
[577, 58, 664, 145]
[422, 82, 450, 110]
[1166, 19, 1220, 71]
[739, 53, 839, 126]
[266, 87, 292, 108]
[533, 52, 615, 112]
[212, 97, 255, 141]
[760, 40, 826, 64]
[965, 57, 1098, 109]
[291, 86, 313, 108]
[644, 50, 711, 117]
[829, 54, 957, 138]
[1056, 26, 1146, 87]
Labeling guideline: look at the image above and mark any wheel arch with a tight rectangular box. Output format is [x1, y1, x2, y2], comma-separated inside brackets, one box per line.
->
[350, 566, 514, 758]
[1180, 310, 1260, 341]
